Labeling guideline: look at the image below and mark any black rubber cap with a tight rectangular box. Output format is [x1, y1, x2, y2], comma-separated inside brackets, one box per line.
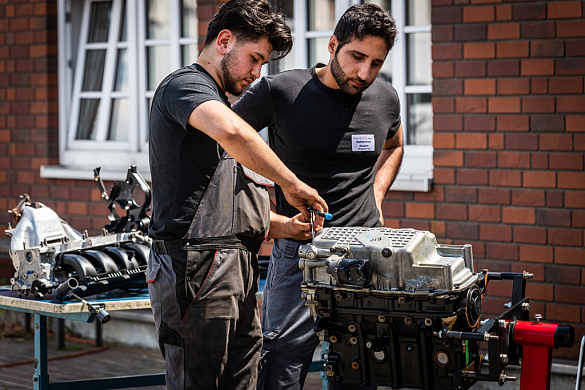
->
[554, 326, 575, 348]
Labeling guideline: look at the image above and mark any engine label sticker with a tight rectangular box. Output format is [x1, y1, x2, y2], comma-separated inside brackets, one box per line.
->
[352, 134, 375, 151]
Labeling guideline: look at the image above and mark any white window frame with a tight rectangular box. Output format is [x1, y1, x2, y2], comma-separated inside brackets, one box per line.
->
[44, 0, 197, 181]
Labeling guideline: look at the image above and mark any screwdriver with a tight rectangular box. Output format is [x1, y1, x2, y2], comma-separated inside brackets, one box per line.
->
[307, 207, 333, 220]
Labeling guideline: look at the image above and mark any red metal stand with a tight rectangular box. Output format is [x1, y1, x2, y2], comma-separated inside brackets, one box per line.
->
[513, 319, 568, 390]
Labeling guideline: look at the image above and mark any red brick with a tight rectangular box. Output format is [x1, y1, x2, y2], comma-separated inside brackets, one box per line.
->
[463, 6, 494, 22]
[531, 78, 548, 94]
[497, 152, 530, 171]
[489, 134, 502, 151]
[464, 43, 495, 59]
[530, 40, 564, 58]
[434, 115, 463, 131]
[556, 286, 585, 306]
[555, 247, 585, 266]
[496, 5, 512, 21]
[566, 192, 585, 208]
[465, 151, 497, 168]
[434, 150, 464, 167]
[520, 59, 554, 76]
[557, 96, 585, 113]
[548, 1, 582, 19]
[536, 209, 571, 228]
[488, 23, 519, 40]
[455, 61, 486, 77]
[566, 40, 585, 57]
[456, 97, 487, 113]
[433, 97, 455, 113]
[464, 79, 495, 96]
[433, 79, 463, 95]
[433, 62, 454, 78]
[514, 226, 547, 244]
[520, 245, 553, 263]
[511, 189, 545, 206]
[454, 24, 487, 41]
[456, 169, 488, 185]
[489, 170, 522, 187]
[434, 168, 456, 184]
[512, 3, 546, 21]
[481, 224, 512, 241]
[464, 115, 495, 131]
[549, 77, 583, 95]
[433, 133, 455, 149]
[523, 171, 556, 188]
[482, 296, 511, 315]
[469, 205, 500, 222]
[496, 41, 529, 59]
[478, 188, 510, 204]
[497, 78, 529, 95]
[522, 97, 555, 114]
[436, 204, 468, 221]
[545, 190, 563, 208]
[557, 20, 585, 38]
[446, 222, 479, 240]
[549, 152, 584, 170]
[573, 210, 585, 228]
[577, 134, 585, 150]
[456, 133, 487, 149]
[68, 202, 88, 215]
[405, 202, 435, 219]
[557, 58, 585, 76]
[486, 242, 519, 260]
[497, 115, 529, 131]
[526, 283, 553, 302]
[382, 202, 404, 218]
[433, 25, 454, 42]
[546, 303, 580, 323]
[432, 7, 463, 24]
[539, 134, 573, 151]
[548, 228, 583, 246]
[432, 43, 463, 60]
[445, 187, 477, 203]
[506, 134, 538, 150]
[489, 97, 521, 114]
[545, 264, 580, 285]
[558, 172, 585, 189]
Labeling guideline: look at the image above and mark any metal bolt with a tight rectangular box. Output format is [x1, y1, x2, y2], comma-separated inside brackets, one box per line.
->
[500, 354, 509, 365]
[350, 337, 358, 345]
[503, 302, 512, 308]
[523, 271, 533, 280]
[535, 314, 542, 323]
[522, 302, 530, 311]
[348, 324, 356, 332]
[35, 323, 39, 329]
[404, 316, 413, 325]
[425, 318, 433, 327]
[398, 297, 406, 304]
[382, 248, 392, 257]
[366, 341, 373, 349]
[499, 320, 506, 328]
[378, 314, 386, 323]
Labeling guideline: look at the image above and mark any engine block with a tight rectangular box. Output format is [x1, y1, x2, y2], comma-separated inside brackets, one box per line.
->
[300, 227, 486, 389]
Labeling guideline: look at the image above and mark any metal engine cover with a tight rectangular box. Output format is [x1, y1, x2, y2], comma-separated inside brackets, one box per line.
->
[300, 227, 486, 389]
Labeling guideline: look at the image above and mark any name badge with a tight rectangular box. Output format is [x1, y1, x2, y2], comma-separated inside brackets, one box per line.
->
[352, 134, 375, 152]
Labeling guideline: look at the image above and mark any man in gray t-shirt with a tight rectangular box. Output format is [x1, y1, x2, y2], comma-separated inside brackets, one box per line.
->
[233, 4, 403, 390]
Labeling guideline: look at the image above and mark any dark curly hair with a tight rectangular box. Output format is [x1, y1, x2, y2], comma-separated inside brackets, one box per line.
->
[204, 0, 293, 60]
[334, 4, 397, 53]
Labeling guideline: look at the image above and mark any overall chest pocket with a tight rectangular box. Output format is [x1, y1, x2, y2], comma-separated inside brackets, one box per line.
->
[232, 164, 270, 238]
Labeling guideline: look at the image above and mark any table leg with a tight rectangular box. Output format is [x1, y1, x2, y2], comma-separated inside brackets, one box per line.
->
[57, 318, 65, 350]
[33, 314, 49, 390]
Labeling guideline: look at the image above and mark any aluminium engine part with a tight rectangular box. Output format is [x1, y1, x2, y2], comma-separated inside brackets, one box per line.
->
[5, 166, 151, 301]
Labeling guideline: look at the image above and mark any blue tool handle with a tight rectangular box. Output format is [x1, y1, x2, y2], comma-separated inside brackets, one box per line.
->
[308, 207, 333, 220]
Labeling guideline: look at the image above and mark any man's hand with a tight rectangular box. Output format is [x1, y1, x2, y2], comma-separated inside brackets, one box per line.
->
[281, 180, 328, 230]
[268, 212, 322, 240]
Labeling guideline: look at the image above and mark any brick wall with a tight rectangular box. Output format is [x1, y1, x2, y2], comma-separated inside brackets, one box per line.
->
[401, 0, 585, 359]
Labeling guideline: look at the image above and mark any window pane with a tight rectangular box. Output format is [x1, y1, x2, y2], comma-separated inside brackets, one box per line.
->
[378, 50, 392, 83]
[147, 0, 169, 39]
[407, 32, 431, 85]
[82, 50, 107, 91]
[147, 46, 170, 90]
[114, 49, 128, 92]
[119, 0, 127, 41]
[88, 1, 112, 43]
[108, 99, 129, 141]
[308, 0, 335, 31]
[76, 99, 101, 140]
[271, 49, 295, 73]
[407, 93, 432, 145]
[181, 0, 197, 38]
[182, 45, 198, 67]
[308, 37, 330, 67]
[407, 0, 431, 26]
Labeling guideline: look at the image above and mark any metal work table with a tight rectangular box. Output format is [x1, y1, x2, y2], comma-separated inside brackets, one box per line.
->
[0, 287, 165, 390]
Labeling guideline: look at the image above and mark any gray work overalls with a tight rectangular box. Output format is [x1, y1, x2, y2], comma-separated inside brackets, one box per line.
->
[147, 152, 270, 390]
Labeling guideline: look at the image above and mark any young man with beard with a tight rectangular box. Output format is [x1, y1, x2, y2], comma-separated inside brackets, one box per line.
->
[147, 1, 328, 389]
[233, 4, 402, 389]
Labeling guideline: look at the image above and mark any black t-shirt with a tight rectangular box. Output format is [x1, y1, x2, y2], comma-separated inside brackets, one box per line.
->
[233, 66, 401, 228]
[148, 64, 230, 240]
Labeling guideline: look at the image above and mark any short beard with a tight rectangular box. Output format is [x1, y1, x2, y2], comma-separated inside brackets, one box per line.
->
[330, 54, 372, 95]
[219, 47, 244, 96]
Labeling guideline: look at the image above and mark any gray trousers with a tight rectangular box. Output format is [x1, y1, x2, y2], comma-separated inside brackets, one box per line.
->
[257, 238, 376, 390]
[148, 244, 262, 390]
